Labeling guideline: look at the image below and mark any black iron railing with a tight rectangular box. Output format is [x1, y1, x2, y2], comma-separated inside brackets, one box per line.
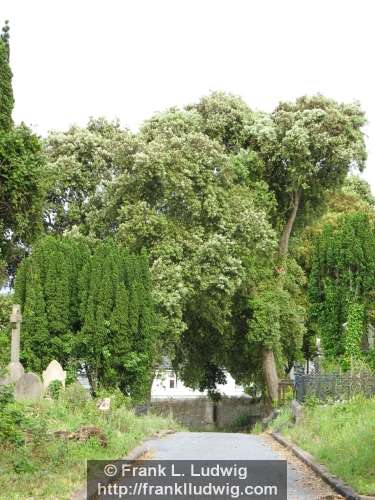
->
[294, 374, 375, 402]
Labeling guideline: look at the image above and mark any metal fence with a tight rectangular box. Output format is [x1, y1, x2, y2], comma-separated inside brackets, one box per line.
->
[294, 374, 375, 402]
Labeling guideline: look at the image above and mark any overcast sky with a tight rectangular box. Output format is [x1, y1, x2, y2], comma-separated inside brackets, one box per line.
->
[2, 0, 375, 188]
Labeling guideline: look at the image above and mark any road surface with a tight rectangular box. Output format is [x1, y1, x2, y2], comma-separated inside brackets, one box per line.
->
[145, 432, 341, 500]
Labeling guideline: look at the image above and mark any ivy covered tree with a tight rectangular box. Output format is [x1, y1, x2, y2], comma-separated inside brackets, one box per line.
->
[0, 293, 12, 367]
[0, 21, 44, 282]
[308, 212, 375, 368]
[248, 95, 366, 399]
[0, 20, 13, 131]
[293, 175, 375, 362]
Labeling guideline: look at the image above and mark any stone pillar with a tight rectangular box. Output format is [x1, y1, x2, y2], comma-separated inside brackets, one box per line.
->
[7, 305, 24, 383]
[10, 305, 22, 363]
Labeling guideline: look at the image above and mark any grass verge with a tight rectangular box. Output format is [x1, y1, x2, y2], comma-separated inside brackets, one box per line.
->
[0, 384, 178, 499]
[273, 396, 375, 496]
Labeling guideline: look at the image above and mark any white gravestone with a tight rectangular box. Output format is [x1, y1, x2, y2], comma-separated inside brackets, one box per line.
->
[15, 372, 43, 401]
[42, 360, 66, 390]
[6, 305, 25, 383]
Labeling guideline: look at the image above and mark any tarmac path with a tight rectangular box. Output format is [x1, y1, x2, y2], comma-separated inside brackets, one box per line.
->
[145, 431, 341, 500]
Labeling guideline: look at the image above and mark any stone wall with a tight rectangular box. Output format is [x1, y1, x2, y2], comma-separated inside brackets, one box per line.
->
[149, 396, 269, 430]
[215, 397, 269, 429]
[150, 397, 214, 429]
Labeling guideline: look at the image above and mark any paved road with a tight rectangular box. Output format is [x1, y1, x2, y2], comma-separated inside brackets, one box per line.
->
[145, 432, 339, 500]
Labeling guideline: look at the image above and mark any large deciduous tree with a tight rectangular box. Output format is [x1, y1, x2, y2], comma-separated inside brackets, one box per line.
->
[41, 92, 367, 402]
[43, 118, 136, 235]
[254, 95, 367, 257]
[92, 106, 279, 395]
[247, 95, 367, 399]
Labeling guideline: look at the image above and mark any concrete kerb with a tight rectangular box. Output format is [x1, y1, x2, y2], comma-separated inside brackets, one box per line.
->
[271, 431, 375, 500]
[71, 429, 175, 500]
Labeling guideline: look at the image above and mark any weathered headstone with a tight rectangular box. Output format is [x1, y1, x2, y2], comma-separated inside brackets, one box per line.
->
[97, 397, 111, 411]
[15, 372, 43, 401]
[42, 360, 66, 390]
[2, 305, 25, 384]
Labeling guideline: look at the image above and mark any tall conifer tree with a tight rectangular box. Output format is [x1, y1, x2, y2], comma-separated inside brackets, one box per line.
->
[0, 21, 14, 131]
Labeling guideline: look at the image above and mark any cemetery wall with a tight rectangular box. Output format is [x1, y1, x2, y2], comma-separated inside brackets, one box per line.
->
[149, 396, 268, 429]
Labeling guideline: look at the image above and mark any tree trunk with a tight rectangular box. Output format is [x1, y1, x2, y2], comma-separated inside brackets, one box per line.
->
[262, 348, 279, 402]
[262, 191, 302, 403]
[87, 366, 98, 396]
[278, 190, 301, 257]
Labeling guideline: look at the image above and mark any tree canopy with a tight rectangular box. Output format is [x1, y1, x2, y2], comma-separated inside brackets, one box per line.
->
[37, 92, 369, 400]
[1, 84, 367, 401]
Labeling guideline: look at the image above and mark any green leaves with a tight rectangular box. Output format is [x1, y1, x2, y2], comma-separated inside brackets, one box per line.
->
[253, 94, 367, 237]
[308, 212, 375, 364]
[343, 302, 365, 371]
[0, 23, 13, 131]
[22, 91, 368, 394]
[14, 236, 156, 400]
[0, 125, 44, 279]
[43, 118, 135, 235]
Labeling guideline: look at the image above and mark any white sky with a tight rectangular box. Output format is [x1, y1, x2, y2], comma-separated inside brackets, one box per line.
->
[2, 0, 375, 188]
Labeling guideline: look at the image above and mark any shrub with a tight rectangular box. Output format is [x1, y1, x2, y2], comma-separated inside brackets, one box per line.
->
[47, 380, 63, 400]
[250, 422, 262, 434]
[96, 387, 132, 409]
[61, 382, 90, 410]
[304, 394, 321, 408]
[269, 406, 292, 432]
[0, 385, 27, 446]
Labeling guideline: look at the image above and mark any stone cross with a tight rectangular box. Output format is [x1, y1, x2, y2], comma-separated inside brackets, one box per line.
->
[6, 304, 25, 383]
[10, 304, 22, 363]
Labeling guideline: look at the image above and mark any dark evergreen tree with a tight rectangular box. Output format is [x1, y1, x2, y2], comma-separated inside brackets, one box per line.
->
[78, 242, 156, 399]
[0, 22, 44, 281]
[78, 240, 117, 392]
[15, 237, 91, 372]
[21, 261, 49, 372]
[15, 236, 157, 399]
[0, 21, 14, 131]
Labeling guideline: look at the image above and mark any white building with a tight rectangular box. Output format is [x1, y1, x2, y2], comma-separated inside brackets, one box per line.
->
[151, 364, 246, 400]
